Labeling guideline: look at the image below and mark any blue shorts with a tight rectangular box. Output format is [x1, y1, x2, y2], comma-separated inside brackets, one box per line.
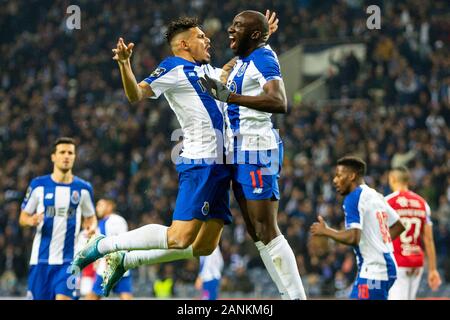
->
[174, 160, 232, 225]
[230, 144, 283, 201]
[202, 279, 220, 300]
[27, 263, 78, 300]
[349, 277, 396, 300]
[92, 273, 132, 296]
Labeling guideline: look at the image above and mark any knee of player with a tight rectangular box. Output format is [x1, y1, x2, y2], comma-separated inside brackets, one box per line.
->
[167, 224, 199, 249]
[167, 233, 196, 249]
[254, 224, 277, 244]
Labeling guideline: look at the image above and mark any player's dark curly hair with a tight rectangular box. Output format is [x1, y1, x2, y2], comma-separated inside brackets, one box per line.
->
[165, 17, 199, 44]
[337, 156, 367, 177]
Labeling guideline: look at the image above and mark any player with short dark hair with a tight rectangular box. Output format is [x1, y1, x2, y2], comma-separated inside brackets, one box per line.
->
[19, 137, 97, 300]
[310, 156, 405, 300]
[386, 166, 441, 299]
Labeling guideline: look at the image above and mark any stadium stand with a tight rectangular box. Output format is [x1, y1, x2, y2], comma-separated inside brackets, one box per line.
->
[0, 0, 449, 298]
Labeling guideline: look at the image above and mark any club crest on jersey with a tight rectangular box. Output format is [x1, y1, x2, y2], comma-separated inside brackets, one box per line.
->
[150, 67, 166, 78]
[71, 190, 80, 205]
[228, 81, 237, 93]
[236, 62, 248, 77]
[201, 201, 210, 215]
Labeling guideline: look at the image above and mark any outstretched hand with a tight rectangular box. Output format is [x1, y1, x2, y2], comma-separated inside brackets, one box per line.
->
[199, 74, 232, 102]
[112, 37, 135, 63]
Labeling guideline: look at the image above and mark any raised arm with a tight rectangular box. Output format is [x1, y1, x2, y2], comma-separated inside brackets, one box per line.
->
[113, 38, 154, 103]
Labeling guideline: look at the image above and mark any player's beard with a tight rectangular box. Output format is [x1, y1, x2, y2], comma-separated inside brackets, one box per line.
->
[233, 32, 253, 56]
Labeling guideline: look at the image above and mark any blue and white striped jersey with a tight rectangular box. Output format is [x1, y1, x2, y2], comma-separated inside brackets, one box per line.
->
[344, 184, 400, 280]
[21, 175, 95, 265]
[199, 246, 223, 282]
[144, 57, 225, 160]
[225, 45, 282, 155]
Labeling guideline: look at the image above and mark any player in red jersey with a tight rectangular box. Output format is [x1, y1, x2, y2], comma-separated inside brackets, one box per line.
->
[385, 166, 442, 299]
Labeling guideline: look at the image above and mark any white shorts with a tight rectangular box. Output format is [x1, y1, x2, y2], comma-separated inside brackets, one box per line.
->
[388, 266, 424, 300]
[80, 275, 95, 296]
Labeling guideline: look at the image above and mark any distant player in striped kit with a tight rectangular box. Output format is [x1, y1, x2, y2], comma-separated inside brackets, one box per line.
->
[19, 137, 97, 300]
[195, 246, 224, 300]
[85, 198, 133, 300]
[386, 166, 441, 300]
[311, 156, 405, 300]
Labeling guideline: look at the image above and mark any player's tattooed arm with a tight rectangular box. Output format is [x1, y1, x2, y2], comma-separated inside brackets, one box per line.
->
[113, 37, 155, 103]
[310, 216, 361, 246]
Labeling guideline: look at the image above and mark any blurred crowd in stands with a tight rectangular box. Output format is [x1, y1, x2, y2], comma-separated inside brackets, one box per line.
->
[0, 0, 449, 298]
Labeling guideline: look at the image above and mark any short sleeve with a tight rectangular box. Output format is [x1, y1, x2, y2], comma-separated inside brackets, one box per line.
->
[80, 184, 95, 217]
[143, 58, 180, 98]
[251, 49, 282, 87]
[384, 199, 400, 227]
[344, 188, 363, 230]
[21, 180, 40, 214]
